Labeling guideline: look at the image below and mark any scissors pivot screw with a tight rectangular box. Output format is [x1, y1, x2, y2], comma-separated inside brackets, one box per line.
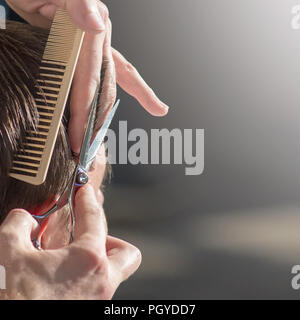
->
[76, 170, 89, 185]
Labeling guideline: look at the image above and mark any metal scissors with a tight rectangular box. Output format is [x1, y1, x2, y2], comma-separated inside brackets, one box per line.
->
[31, 87, 120, 250]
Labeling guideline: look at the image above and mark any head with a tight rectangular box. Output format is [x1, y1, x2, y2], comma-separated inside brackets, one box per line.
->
[0, 21, 109, 247]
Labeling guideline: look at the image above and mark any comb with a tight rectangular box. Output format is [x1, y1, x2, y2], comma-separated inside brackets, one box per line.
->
[9, 9, 85, 185]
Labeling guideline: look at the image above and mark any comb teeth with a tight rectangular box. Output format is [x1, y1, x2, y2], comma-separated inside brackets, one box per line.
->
[9, 9, 85, 185]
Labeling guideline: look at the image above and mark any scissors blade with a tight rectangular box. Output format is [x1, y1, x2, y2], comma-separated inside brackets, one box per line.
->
[78, 88, 100, 169]
[85, 99, 120, 170]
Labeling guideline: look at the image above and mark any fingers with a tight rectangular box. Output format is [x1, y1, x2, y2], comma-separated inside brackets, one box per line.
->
[49, 0, 108, 32]
[112, 48, 169, 117]
[87, 144, 107, 193]
[69, 14, 116, 154]
[0, 209, 39, 249]
[7, 0, 109, 30]
[72, 184, 106, 253]
[38, 3, 57, 20]
[94, 18, 117, 132]
[107, 236, 142, 285]
[68, 30, 106, 153]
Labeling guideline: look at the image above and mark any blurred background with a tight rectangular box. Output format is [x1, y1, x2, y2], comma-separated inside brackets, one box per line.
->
[103, 0, 300, 299]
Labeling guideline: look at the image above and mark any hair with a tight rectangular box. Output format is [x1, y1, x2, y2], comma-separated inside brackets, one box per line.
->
[0, 21, 107, 224]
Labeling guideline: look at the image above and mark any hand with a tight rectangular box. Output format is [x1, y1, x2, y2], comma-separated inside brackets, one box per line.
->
[0, 192, 141, 300]
[0, 146, 141, 300]
[5, 0, 170, 153]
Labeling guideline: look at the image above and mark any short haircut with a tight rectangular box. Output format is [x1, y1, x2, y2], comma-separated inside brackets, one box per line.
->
[0, 21, 97, 223]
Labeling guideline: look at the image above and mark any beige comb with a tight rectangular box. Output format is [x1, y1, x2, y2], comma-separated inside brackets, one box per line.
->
[9, 9, 85, 185]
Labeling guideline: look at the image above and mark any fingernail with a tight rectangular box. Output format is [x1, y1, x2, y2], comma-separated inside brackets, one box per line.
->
[160, 102, 169, 114]
[161, 102, 169, 110]
[87, 11, 105, 31]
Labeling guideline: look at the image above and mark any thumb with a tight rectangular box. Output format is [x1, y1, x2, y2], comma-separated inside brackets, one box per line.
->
[107, 236, 142, 285]
[0, 209, 39, 248]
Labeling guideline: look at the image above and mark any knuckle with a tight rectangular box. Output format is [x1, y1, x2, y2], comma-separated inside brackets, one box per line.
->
[122, 61, 136, 75]
[86, 247, 106, 267]
[104, 62, 117, 86]
[75, 184, 91, 199]
[98, 2, 109, 22]
[7, 210, 35, 227]
[107, 18, 112, 31]
[90, 76, 101, 90]
[73, 244, 107, 271]
[104, 18, 112, 35]
[0, 230, 22, 255]
[107, 86, 117, 106]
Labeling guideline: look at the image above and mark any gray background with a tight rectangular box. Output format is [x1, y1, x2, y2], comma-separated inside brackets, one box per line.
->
[104, 0, 300, 299]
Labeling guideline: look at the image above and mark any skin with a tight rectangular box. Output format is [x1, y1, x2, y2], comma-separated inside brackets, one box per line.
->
[41, 145, 109, 250]
[0, 146, 141, 300]
[0, 0, 166, 299]
[5, 0, 170, 153]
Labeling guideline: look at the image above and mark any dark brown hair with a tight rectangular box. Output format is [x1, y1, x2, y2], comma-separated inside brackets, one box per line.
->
[0, 21, 76, 223]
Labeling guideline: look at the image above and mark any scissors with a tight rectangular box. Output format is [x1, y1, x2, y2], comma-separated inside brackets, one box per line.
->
[31, 87, 120, 250]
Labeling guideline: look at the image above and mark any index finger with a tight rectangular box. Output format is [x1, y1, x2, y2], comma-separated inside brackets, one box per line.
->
[87, 144, 107, 193]
[68, 29, 105, 153]
[112, 48, 169, 117]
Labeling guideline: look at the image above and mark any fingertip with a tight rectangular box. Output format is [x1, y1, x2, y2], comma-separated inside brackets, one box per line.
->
[68, 122, 82, 155]
[4, 208, 39, 232]
[122, 243, 142, 281]
[147, 102, 170, 117]
[131, 245, 142, 269]
[161, 102, 170, 112]
[157, 103, 170, 116]
[70, 142, 80, 156]
[9, 208, 33, 220]
[107, 237, 142, 281]
[38, 4, 57, 20]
